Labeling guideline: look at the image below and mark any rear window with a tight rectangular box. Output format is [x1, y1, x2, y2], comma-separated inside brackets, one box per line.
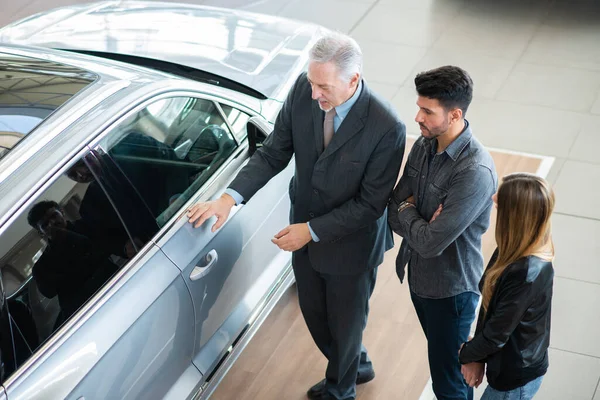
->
[0, 52, 96, 159]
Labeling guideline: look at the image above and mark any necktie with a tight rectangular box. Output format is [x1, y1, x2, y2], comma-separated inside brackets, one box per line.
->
[323, 108, 336, 149]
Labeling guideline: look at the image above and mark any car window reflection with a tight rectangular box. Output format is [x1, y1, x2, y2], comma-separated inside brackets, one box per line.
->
[0, 154, 135, 380]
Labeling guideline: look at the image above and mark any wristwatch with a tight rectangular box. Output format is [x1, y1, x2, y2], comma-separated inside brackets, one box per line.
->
[397, 200, 415, 214]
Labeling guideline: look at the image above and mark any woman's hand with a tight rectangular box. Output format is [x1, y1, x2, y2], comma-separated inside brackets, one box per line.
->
[461, 362, 485, 388]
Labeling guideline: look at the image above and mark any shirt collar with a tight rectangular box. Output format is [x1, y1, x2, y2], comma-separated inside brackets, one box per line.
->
[444, 120, 472, 161]
[334, 80, 363, 120]
[428, 120, 472, 161]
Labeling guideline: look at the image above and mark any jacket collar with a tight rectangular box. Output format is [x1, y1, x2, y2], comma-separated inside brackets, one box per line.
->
[312, 79, 370, 159]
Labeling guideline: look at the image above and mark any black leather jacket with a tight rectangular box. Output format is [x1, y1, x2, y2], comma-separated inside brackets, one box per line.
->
[459, 252, 554, 391]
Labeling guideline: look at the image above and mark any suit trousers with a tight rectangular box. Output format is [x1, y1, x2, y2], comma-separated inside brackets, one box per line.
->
[293, 248, 376, 400]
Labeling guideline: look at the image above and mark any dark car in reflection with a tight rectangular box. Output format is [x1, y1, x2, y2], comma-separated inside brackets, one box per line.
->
[0, 2, 324, 399]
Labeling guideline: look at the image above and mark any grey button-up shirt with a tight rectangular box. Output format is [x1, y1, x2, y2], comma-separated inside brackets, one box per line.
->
[387, 121, 497, 299]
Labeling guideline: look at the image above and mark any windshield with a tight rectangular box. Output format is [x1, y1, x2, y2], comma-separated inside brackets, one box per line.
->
[0, 52, 97, 159]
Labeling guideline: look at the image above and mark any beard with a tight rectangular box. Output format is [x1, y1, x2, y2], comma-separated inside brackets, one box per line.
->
[317, 99, 334, 112]
[419, 122, 448, 138]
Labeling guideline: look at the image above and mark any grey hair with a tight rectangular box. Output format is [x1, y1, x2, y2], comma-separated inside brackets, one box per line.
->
[309, 32, 363, 82]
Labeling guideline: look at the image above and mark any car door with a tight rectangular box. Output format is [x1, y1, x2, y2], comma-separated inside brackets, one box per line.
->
[107, 93, 295, 379]
[162, 115, 294, 378]
[0, 148, 197, 400]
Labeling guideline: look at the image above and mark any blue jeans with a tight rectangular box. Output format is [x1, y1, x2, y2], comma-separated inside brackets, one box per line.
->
[411, 291, 479, 400]
[481, 376, 544, 400]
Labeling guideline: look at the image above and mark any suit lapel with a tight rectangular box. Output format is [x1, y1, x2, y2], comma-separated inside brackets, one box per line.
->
[318, 81, 370, 161]
[313, 101, 325, 155]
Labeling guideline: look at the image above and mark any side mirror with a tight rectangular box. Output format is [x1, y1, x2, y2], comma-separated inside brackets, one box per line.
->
[246, 117, 272, 156]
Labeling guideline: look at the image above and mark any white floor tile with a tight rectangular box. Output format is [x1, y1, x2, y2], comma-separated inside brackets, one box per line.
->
[545, 1, 600, 26]
[237, 0, 289, 15]
[568, 116, 600, 165]
[551, 277, 600, 358]
[0, 1, 34, 26]
[278, 0, 371, 33]
[377, 0, 467, 16]
[496, 63, 600, 113]
[521, 24, 600, 72]
[391, 86, 419, 134]
[366, 81, 400, 102]
[521, 1, 600, 71]
[592, 94, 600, 115]
[552, 214, 600, 284]
[553, 161, 600, 219]
[475, 349, 600, 400]
[544, 157, 566, 186]
[473, 382, 486, 400]
[553, 0, 600, 3]
[466, 99, 584, 158]
[10, 0, 97, 21]
[537, 349, 600, 400]
[352, 4, 451, 47]
[360, 39, 427, 86]
[432, 8, 540, 60]
[401, 48, 516, 99]
[468, 0, 553, 19]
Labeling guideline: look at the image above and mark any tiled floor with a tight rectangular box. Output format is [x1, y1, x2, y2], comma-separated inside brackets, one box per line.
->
[2, 0, 599, 399]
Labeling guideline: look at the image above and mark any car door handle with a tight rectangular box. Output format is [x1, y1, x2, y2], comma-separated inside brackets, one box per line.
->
[190, 249, 218, 281]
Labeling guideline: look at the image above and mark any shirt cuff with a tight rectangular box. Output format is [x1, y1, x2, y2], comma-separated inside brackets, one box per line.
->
[398, 204, 420, 223]
[307, 222, 320, 242]
[396, 205, 422, 234]
[224, 188, 244, 206]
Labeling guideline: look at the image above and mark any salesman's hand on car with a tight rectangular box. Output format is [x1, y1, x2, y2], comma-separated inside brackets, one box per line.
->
[187, 193, 236, 231]
[272, 223, 312, 252]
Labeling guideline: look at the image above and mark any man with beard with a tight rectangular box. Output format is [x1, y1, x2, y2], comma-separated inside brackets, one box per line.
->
[387, 66, 497, 400]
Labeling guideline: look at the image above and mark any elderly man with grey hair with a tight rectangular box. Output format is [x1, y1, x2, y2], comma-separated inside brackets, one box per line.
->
[188, 32, 406, 400]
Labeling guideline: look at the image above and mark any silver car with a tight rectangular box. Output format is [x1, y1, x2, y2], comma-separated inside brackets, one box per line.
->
[0, 2, 323, 399]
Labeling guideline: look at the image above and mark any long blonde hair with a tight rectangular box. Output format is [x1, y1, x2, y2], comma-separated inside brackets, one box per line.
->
[482, 173, 555, 312]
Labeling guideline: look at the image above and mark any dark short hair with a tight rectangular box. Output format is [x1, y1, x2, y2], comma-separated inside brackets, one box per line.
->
[414, 65, 474, 115]
[27, 200, 59, 229]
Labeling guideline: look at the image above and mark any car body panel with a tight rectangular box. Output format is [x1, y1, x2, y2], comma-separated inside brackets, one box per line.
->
[3, 244, 195, 400]
[0, 1, 321, 102]
[157, 146, 293, 375]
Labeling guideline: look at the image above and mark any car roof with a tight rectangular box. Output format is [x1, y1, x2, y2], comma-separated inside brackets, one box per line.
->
[0, 1, 321, 101]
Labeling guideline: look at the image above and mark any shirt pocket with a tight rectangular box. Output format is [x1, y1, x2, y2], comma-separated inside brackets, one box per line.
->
[407, 164, 419, 178]
[429, 180, 449, 203]
[405, 164, 421, 200]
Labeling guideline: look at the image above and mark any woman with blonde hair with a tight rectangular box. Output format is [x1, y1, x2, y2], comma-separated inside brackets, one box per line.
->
[458, 173, 555, 400]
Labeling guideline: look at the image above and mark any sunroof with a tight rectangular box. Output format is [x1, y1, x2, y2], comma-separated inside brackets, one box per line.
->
[0, 52, 97, 160]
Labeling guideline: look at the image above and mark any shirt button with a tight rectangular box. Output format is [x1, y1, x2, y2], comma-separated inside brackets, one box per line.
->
[422, 175, 425, 179]
[309, 212, 315, 218]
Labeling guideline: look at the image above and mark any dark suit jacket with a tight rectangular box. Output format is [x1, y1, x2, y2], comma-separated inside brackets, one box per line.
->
[229, 73, 406, 275]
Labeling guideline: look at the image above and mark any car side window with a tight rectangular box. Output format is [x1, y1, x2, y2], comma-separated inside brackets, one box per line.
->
[98, 96, 239, 227]
[220, 103, 250, 138]
[0, 152, 138, 382]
